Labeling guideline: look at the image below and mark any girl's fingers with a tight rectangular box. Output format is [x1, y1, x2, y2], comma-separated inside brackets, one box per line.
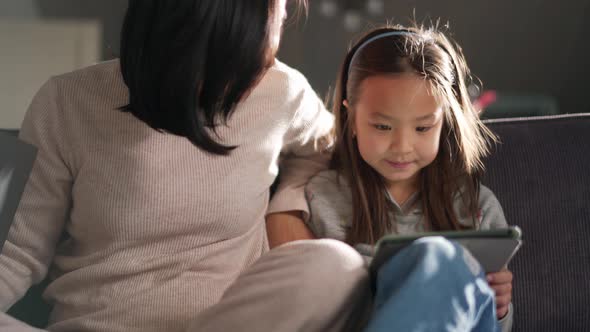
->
[491, 282, 512, 296]
[487, 270, 513, 284]
[495, 293, 512, 307]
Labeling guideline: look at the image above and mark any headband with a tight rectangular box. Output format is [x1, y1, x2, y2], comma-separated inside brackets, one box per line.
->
[347, 30, 414, 78]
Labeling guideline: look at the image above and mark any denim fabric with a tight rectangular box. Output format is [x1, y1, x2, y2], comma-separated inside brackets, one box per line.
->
[364, 237, 499, 332]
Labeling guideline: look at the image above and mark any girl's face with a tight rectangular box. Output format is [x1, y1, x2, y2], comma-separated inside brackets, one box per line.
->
[351, 74, 444, 193]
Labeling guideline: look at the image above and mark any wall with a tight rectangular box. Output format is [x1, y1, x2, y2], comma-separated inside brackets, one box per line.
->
[0, 0, 107, 128]
[0, 0, 39, 17]
[278, 0, 590, 113]
[1, 0, 589, 127]
[34, 0, 126, 59]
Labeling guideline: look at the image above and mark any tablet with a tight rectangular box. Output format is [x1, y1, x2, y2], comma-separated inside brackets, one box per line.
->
[369, 226, 522, 275]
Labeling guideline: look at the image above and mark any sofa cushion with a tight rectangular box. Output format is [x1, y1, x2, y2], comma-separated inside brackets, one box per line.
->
[483, 114, 590, 331]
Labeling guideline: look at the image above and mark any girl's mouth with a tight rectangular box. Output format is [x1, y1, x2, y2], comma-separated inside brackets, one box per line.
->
[386, 160, 413, 169]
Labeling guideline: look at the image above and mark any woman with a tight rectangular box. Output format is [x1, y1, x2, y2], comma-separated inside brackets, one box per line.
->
[0, 1, 366, 331]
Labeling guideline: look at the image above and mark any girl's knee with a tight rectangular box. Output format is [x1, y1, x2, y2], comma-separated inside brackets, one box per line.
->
[394, 236, 483, 278]
[411, 236, 459, 258]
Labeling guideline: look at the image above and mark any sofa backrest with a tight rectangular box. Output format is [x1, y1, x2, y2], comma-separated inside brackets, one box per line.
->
[482, 114, 590, 331]
[0, 129, 19, 137]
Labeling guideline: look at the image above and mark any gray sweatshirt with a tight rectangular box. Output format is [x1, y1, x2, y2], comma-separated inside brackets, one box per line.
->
[305, 169, 513, 332]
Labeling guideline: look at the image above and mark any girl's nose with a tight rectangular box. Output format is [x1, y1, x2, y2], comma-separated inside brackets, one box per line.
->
[390, 129, 412, 154]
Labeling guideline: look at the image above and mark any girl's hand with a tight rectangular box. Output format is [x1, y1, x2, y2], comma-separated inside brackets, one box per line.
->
[486, 269, 513, 319]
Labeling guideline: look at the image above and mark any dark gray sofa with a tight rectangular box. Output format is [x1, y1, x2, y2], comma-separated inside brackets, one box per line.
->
[482, 114, 590, 331]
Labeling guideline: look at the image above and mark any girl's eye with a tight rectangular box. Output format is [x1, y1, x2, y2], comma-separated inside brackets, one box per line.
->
[373, 124, 391, 131]
[416, 126, 432, 133]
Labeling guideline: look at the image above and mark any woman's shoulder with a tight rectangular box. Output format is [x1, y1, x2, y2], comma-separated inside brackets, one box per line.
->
[51, 59, 121, 84]
[46, 59, 128, 107]
[267, 59, 309, 85]
[23, 60, 124, 120]
[243, 59, 329, 135]
[255, 59, 313, 99]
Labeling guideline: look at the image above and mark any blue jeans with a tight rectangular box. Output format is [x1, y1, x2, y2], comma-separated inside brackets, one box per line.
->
[363, 237, 500, 332]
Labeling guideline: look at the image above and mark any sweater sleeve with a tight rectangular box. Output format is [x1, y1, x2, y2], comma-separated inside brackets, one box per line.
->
[499, 303, 513, 332]
[267, 66, 334, 220]
[304, 170, 352, 241]
[478, 185, 513, 332]
[478, 185, 509, 230]
[0, 78, 73, 310]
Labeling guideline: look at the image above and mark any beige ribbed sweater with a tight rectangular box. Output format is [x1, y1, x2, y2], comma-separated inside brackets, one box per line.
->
[0, 59, 333, 331]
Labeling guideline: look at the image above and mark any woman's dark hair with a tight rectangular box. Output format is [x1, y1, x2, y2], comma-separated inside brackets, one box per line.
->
[331, 25, 496, 245]
[119, 0, 306, 155]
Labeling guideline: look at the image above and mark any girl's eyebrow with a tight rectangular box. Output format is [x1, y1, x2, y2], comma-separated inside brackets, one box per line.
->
[415, 113, 437, 121]
[370, 112, 393, 120]
[369, 111, 440, 121]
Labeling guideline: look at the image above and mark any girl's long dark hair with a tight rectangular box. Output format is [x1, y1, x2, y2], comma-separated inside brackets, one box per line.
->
[119, 0, 306, 155]
[331, 25, 496, 245]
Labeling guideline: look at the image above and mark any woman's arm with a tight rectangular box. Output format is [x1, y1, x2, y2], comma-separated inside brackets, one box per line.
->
[266, 63, 333, 247]
[266, 211, 315, 249]
[0, 78, 73, 310]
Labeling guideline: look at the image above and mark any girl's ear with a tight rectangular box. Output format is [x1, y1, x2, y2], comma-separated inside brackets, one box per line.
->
[343, 100, 349, 108]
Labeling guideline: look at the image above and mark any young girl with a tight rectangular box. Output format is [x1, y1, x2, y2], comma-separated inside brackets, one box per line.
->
[304, 25, 514, 331]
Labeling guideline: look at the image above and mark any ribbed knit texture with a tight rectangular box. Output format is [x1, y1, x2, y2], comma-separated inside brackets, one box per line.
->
[0, 59, 333, 332]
